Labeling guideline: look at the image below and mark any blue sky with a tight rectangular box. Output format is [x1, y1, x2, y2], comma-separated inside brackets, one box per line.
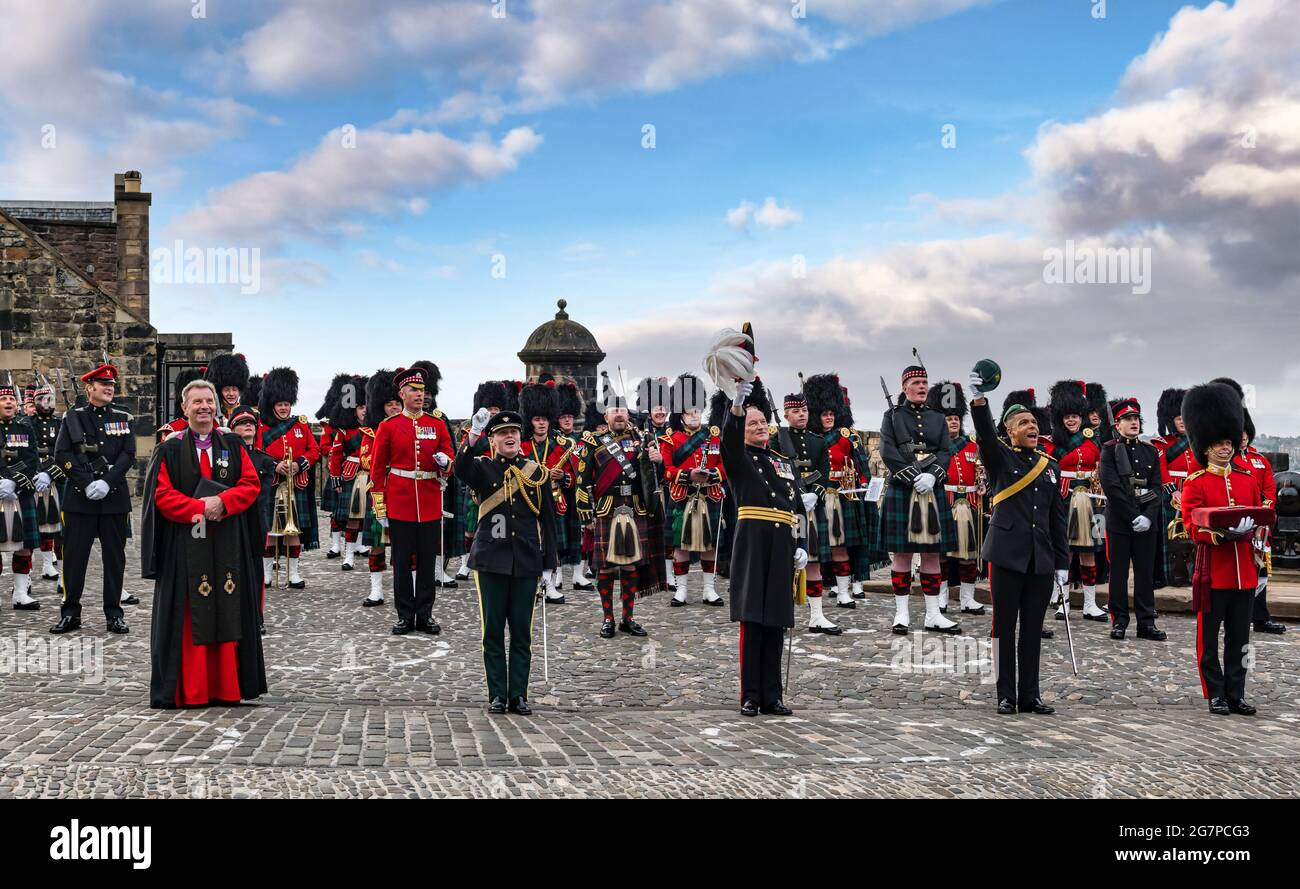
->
[2, 0, 1297, 431]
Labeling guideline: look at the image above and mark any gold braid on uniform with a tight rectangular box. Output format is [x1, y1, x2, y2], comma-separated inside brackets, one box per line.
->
[507, 461, 549, 517]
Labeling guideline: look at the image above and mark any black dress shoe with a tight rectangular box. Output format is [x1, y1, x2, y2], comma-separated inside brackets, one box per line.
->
[997, 698, 1017, 715]
[852, 591, 866, 600]
[892, 623, 909, 635]
[1019, 698, 1055, 715]
[1254, 619, 1286, 634]
[1083, 611, 1110, 622]
[1228, 699, 1257, 716]
[573, 581, 594, 591]
[326, 549, 341, 559]
[1040, 627, 1054, 639]
[808, 623, 843, 636]
[341, 562, 354, 571]
[1110, 626, 1126, 640]
[618, 619, 648, 637]
[509, 697, 532, 716]
[362, 596, 385, 607]
[761, 701, 794, 716]
[488, 697, 507, 714]
[391, 618, 415, 635]
[120, 594, 140, 606]
[740, 699, 759, 717]
[416, 618, 441, 635]
[13, 600, 40, 611]
[599, 619, 616, 638]
[836, 599, 857, 609]
[41, 572, 61, 581]
[106, 617, 129, 634]
[441, 580, 458, 589]
[1208, 697, 1230, 716]
[543, 595, 565, 605]
[669, 596, 686, 607]
[703, 596, 725, 607]
[961, 604, 986, 615]
[1136, 625, 1167, 641]
[50, 615, 80, 633]
[288, 580, 305, 590]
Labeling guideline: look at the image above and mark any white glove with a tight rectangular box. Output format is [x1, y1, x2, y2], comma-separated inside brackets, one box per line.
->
[86, 479, 110, 500]
[801, 492, 818, 512]
[733, 380, 753, 402]
[1055, 569, 1069, 590]
[913, 472, 936, 495]
[433, 452, 450, 468]
[967, 370, 984, 397]
[0, 479, 15, 500]
[1232, 517, 1256, 535]
[793, 547, 809, 570]
[1131, 515, 1152, 533]
[470, 407, 491, 435]
[34, 472, 51, 493]
[378, 517, 389, 529]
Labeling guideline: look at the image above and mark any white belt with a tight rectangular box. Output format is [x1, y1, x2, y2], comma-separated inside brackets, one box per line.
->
[1060, 470, 1094, 479]
[944, 484, 976, 493]
[390, 468, 437, 480]
[1168, 470, 1187, 478]
[345, 456, 361, 464]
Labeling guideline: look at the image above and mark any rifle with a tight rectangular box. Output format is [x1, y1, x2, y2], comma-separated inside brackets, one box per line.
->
[1104, 399, 1157, 507]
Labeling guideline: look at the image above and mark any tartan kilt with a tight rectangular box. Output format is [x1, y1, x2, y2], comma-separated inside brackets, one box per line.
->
[590, 496, 652, 572]
[879, 480, 956, 554]
[668, 495, 723, 551]
[815, 495, 877, 561]
[0, 493, 41, 551]
[360, 494, 390, 548]
[442, 477, 467, 557]
[292, 483, 320, 550]
[330, 477, 357, 524]
[320, 478, 337, 515]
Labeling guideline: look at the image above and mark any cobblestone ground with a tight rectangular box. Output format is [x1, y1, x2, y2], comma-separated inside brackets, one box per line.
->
[2, 523, 1297, 798]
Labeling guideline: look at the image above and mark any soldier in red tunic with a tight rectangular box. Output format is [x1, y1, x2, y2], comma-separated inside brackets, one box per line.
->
[258, 366, 320, 589]
[1048, 380, 1109, 621]
[369, 365, 455, 635]
[1180, 382, 1264, 716]
[661, 373, 726, 606]
[326, 375, 369, 572]
[927, 381, 986, 615]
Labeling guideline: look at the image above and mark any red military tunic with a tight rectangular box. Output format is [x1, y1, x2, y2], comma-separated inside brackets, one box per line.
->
[660, 425, 726, 504]
[1054, 434, 1101, 497]
[521, 434, 577, 515]
[259, 415, 320, 483]
[154, 438, 261, 706]
[1181, 463, 1262, 592]
[825, 431, 867, 491]
[328, 427, 365, 480]
[1236, 447, 1277, 509]
[1156, 435, 1202, 491]
[942, 433, 980, 508]
[158, 417, 188, 441]
[370, 409, 454, 522]
[318, 421, 335, 468]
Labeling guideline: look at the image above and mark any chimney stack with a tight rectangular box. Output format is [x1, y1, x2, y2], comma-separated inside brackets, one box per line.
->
[114, 170, 151, 320]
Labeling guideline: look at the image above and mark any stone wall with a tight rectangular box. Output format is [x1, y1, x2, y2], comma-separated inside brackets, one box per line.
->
[15, 219, 119, 295]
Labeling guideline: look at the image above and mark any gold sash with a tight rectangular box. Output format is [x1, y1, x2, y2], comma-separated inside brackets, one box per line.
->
[990, 455, 1049, 507]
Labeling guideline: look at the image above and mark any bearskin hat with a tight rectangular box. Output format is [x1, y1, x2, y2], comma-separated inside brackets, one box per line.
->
[998, 388, 1050, 438]
[669, 373, 710, 432]
[317, 373, 351, 422]
[707, 389, 729, 430]
[330, 375, 368, 430]
[1049, 380, 1089, 448]
[1183, 383, 1244, 464]
[258, 366, 299, 417]
[520, 381, 557, 425]
[583, 398, 606, 433]
[173, 367, 205, 417]
[804, 373, 850, 432]
[554, 381, 582, 420]
[1209, 377, 1254, 445]
[473, 381, 511, 413]
[1084, 381, 1108, 426]
[205, 352, 249, 399]
[410, 360, 441, 408]
[364, 370, 398, 430]
[245, 374, 263, 409]
[926, 380, 967, 422]
[1156, 387, 1187, 438]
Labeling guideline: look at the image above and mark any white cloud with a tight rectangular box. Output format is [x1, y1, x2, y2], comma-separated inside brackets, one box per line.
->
[727, 197, 801, 233]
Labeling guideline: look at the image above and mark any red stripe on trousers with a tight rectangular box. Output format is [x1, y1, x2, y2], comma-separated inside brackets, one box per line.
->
[1196, 610, 1208, 699]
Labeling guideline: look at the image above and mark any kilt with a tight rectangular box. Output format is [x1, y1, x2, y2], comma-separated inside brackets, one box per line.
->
[360, 493, 390, 548]
[0, 494, 40, 551]
[590, 494, 652, 572]
[331, 476, 358, 524]
[442, 477, 467, 557]
[36, 484, 63, 535]
[668, 494, 723, 551]
[815, 493, 877, 562]
[320, 477, 337, 515]
[292, 483, 320, 550]
[879, 479, 956, 554]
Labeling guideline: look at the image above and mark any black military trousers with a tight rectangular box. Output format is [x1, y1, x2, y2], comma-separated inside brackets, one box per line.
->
[59, 512, 128, 622]
[474, 571, 536, 702]
[1107, 530, 1157, 629]
[989, 564, 1052, 707]
[739, 621, 784, 708]
[388, 518, 440, 623]
[1199, 588, 1252, 702]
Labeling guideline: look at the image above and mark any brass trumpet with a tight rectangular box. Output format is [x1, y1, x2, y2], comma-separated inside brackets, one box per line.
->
[269, 441, 300, 588]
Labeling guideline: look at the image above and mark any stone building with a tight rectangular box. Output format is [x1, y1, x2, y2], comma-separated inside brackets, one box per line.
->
[0, 171, 232, 481]
[517, 299, 606, 404]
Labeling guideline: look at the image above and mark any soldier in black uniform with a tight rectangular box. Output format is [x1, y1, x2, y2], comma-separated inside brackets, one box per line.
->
[967, 368, 1069, 715]
[51, 363, 136, 635]
[455, 410, 559, 716]
[1099, 397, 1166, 641]
[777, 389, 839, 634]
[0, 377, 45, 610]
[721, 379, 807, 717]
[30, 376, 65, 583]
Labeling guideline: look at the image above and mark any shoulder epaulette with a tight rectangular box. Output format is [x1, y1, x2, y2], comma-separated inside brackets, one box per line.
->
[298, 415, 309, 424]
[431, 408, 445, 419]
[1186, 469, 1206, 483]
[659, 433, 674, 445]
[582, 431, 600, 445]
[840, 427, 850, 438]
[1083, 427, 1094, 439]
[710, 425, 720, 437]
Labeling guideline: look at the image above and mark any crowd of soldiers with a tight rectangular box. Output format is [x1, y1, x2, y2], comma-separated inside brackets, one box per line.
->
[2, 350, 1282, 717]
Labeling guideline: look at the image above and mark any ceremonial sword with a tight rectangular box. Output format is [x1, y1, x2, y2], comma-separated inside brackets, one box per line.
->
[1055, 575, 1080, 676]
